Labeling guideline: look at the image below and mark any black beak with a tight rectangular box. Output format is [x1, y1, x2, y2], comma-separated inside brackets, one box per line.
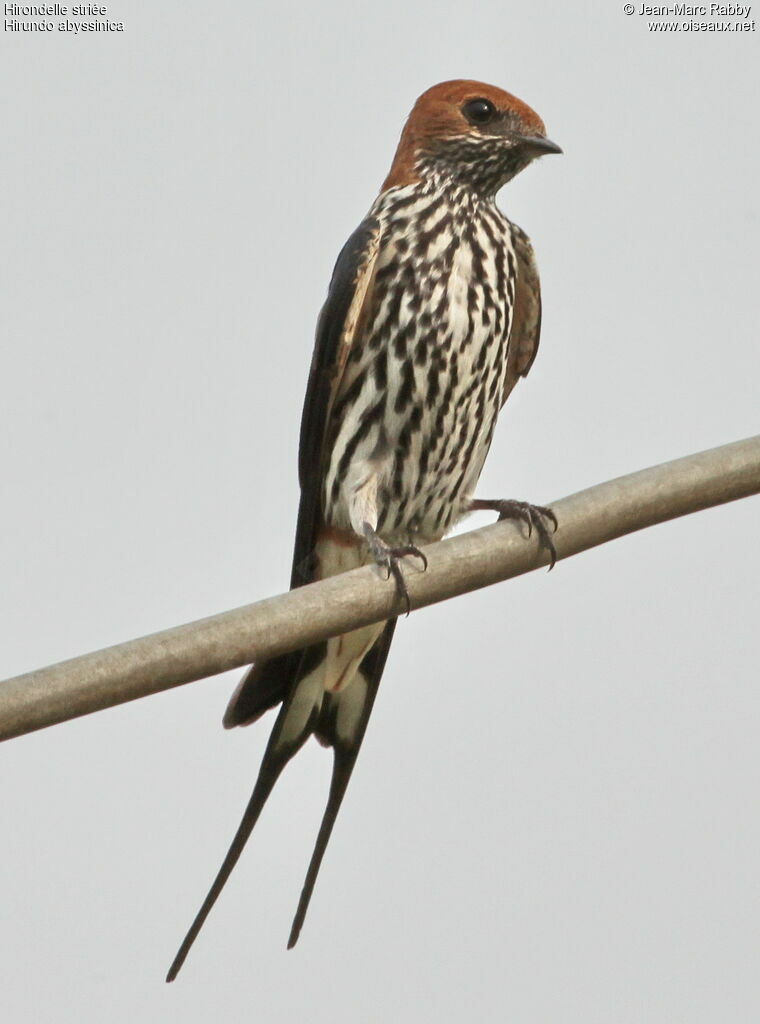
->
[513, 134, 563, 157]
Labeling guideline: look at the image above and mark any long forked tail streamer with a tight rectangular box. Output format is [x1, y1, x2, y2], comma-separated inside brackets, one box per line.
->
[166, 763, 283, 982]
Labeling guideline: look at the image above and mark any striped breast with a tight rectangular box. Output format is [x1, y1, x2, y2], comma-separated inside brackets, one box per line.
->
[323, 178, 518, 545]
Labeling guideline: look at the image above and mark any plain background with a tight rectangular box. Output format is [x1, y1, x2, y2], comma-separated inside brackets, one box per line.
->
[1, 2, 758, 1021]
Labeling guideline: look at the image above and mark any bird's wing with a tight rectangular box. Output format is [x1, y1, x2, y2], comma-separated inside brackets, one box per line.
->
[291, 214, 382, 587]
[501, 222, 542, 406]
[221, 216, 383, 731]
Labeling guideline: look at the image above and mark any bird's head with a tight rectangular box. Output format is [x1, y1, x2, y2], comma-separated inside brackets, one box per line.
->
[383, 80, 561, 196]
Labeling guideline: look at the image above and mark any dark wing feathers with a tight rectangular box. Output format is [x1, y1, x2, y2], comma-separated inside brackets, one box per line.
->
[224, 216, 382, 729]
[293, 215, 382, 586]
[501, 222, 542, 406]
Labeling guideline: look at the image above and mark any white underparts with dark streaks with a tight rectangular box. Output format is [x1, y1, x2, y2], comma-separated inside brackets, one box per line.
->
[323, 174, 517, 548]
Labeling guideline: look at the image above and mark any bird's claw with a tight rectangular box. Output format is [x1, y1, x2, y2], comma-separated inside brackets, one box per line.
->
[389, 544, 428, 573]
[362, 526, 428, 615]
[498, 500, 558, 570]
[473, 499, 558, 570]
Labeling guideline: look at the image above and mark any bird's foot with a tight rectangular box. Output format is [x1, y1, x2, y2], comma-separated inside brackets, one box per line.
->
[362, 523, 428, 615]
[469, 498, 558, 570]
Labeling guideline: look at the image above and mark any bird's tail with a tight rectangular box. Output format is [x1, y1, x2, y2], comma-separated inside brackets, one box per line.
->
[288, 618, 396, 947]
[166, 617, 396, 982]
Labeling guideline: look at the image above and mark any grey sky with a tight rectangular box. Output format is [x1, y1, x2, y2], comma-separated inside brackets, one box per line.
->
[1, 1, 758, 1021]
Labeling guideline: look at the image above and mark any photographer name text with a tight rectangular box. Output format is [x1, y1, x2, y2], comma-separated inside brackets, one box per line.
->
[635, 3, 750, 13]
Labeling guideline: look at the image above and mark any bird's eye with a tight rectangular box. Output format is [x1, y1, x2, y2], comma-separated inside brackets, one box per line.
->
[462, 98, 496, 126]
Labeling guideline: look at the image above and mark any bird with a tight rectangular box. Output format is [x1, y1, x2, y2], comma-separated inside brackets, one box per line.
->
[166, 79, 561, 981]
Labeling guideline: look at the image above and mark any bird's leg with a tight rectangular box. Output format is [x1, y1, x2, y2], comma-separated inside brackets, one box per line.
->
[362, 522, 428, 615]
[468, 498, 558, 570]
